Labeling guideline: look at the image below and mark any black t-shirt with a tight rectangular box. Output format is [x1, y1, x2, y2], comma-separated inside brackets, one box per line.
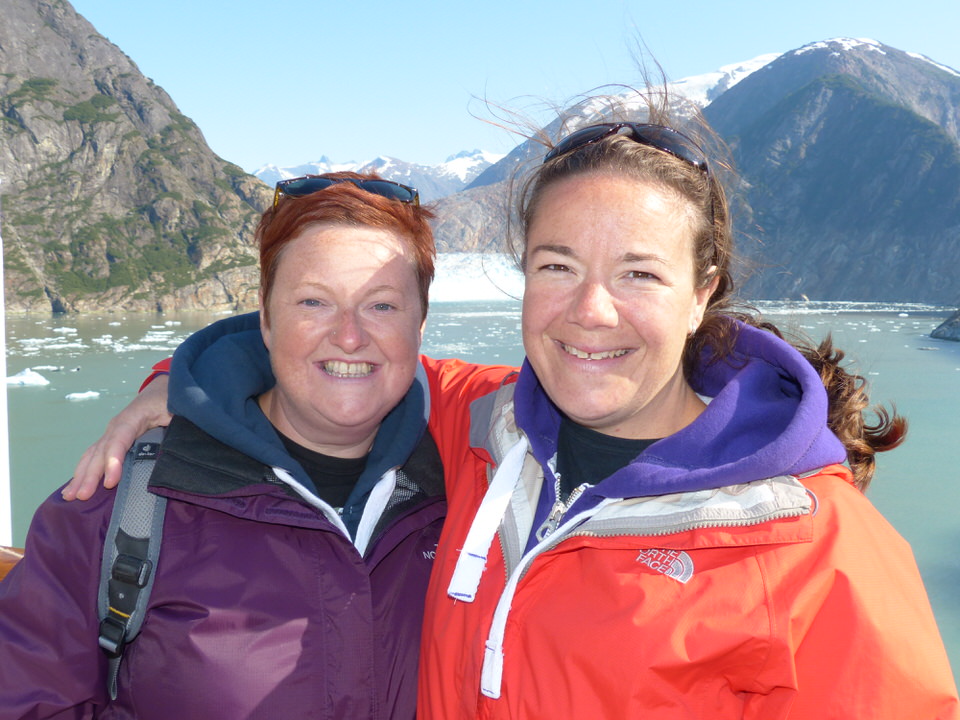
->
[556, 417, 657, 501]
[277, 431, 367, 512]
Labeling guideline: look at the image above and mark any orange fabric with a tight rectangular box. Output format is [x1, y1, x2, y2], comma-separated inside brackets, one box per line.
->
[420, 357, 959, 719]
[139, 357, 172, 392]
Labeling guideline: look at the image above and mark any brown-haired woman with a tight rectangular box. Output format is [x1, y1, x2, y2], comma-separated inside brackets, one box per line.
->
[417, 117, 958, 717]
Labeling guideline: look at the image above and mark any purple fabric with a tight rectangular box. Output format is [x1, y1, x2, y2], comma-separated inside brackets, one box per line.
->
[0, 478, 443, 718]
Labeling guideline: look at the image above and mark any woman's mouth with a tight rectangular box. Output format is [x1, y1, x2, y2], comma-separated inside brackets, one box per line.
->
[560, 343, 630, 361]
[322, 360, 374, 378]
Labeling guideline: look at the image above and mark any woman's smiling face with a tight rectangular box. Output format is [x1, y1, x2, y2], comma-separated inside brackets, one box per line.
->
[521, 172, 717, 440]
[259, 223, 425, 457]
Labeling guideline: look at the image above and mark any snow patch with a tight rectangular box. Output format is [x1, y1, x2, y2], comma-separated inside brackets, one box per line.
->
[793, 38, 886, 57]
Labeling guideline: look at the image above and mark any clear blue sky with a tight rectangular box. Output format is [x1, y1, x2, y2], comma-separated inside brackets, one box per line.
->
[69, 0, 960, 173]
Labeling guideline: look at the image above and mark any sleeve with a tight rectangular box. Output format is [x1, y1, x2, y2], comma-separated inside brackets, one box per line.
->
[139, 357, 172, 392]
[420, 356, 517, 451]
[766, 474, 960, 719]
[0, 488, 115, 718]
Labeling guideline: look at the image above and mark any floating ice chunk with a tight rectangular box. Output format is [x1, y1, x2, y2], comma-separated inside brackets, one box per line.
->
[6, 369, 50, 386]
[66, 391, 100, 401]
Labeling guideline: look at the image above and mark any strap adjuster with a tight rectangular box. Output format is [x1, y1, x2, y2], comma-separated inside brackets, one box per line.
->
[112, 554, 152, 587]
[98, 616, 128, 657]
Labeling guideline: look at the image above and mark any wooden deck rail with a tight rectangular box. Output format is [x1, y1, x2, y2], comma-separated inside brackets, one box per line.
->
[0, 546, 24, 581]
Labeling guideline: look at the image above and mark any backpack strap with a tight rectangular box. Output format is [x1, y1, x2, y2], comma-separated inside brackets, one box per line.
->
[97, 427, 167, 700]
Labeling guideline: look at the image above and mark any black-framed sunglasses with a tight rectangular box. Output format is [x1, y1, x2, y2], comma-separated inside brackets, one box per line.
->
[272, 175, 420, 209]
[544, 122, 710, 174]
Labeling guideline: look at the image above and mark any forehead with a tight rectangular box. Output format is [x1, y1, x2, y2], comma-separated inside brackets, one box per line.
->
[527, 173, 699, 247]
[276, 224, 417, 277]
[287, 222, 410, 255]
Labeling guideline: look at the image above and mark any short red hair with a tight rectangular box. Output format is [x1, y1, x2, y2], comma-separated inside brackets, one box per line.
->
[258, 172, 435, 321]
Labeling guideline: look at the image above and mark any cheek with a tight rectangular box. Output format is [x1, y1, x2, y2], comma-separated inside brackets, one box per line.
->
[521, 287, 554, 335]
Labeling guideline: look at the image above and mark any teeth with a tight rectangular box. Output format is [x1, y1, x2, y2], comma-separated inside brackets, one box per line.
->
[561, 344, 629, 361]
[323, 360, 373, 377]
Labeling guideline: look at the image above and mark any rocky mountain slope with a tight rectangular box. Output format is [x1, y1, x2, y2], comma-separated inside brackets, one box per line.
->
[704, 39, 960, 303]
[1, 0, 271, 313]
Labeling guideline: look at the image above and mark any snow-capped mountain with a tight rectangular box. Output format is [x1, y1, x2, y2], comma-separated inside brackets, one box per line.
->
[254, 149, 503, 202]
[669, 52, 782, 106]
[254, 156, 360, 188]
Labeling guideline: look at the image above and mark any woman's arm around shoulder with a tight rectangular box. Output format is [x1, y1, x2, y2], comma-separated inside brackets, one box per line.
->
[65, 371, 171, 501]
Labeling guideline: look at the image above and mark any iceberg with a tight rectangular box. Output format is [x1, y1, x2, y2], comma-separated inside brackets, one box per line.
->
[65, 391, 100, 401]
[6, 369, 50, 386]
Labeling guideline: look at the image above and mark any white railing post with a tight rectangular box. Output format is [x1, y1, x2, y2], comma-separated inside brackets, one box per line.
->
[0, 179, 12, 546]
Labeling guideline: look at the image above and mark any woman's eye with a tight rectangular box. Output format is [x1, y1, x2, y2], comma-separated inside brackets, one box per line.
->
[299, 298, 322, 307]
[626, 270, 658, 281]
[540, 263, 571, 273]
[372, 302, 396, 312]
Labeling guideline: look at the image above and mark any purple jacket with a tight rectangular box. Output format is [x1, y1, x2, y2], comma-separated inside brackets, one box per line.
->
[0, 314, 445, 718]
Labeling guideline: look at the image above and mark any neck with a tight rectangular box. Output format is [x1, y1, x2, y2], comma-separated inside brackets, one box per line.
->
[257, 390, 376, 459]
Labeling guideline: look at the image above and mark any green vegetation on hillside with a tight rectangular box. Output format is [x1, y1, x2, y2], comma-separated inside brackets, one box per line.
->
[62, 95, 118, 124]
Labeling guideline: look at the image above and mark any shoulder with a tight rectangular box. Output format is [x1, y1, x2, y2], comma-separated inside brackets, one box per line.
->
[419, 355, 518, 414]
[768, 465, 924, 605]
[801, 466, 910, 552]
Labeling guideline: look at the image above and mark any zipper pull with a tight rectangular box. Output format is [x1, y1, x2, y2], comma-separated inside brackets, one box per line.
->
[535, 499, 566, 541]
[534, 477, 592, 543]
[534, 474, 564, 542]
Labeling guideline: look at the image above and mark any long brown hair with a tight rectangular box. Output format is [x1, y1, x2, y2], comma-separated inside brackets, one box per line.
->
[511, 94, 904, 490]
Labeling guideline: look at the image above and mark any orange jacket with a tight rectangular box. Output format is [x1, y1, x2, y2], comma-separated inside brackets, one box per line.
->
[419, 356, 959, 720]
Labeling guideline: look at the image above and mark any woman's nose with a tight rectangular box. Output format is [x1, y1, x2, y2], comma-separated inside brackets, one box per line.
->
[330, 309, 368, 351]
[569, 281, 619, 328]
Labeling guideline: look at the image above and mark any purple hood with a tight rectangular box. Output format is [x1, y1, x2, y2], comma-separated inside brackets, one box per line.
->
[515, 321, 848, 508]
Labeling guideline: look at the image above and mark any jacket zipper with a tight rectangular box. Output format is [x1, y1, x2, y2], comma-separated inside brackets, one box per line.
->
[534, 473, 591, 542]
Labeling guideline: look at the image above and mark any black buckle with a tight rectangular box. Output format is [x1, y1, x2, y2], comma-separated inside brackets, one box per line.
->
[98, 616, 127, 657]
[112, 554, 152, 587]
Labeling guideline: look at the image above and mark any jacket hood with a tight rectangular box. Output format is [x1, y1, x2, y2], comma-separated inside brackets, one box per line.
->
[168, 311, 429, 533]
[514, 320, 847, 501]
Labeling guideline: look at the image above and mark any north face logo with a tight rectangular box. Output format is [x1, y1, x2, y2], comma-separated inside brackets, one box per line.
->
[636, 549, 694, 583]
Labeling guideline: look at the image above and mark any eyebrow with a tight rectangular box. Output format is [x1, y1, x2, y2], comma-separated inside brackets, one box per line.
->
[527, 243, 575, 258]
[622, 252, 668, 265]
[529, 244, 667, 265]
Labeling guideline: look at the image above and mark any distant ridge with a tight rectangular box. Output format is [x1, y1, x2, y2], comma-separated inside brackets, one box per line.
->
[253, 150, 503, 203]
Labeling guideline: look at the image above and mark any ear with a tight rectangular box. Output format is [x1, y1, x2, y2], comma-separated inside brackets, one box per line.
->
[419, 317, 427, 346]
[259, 288, 272, 352]
[690, 267, 720, 330]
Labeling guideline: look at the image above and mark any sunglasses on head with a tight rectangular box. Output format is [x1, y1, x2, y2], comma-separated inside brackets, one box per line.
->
[272, 175, 420, 209]
[544, 122, 710, 174]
